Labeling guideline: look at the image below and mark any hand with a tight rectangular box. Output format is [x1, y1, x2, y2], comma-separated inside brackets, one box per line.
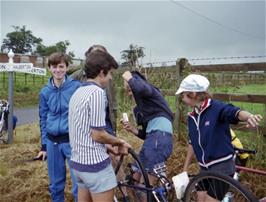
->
[118, 140, 132, 155]
[106, 145, 119, 155]
[120, 119, 138, 135]
[122, 71, 133, 82]
[246, 114, 262, 128]
[35, 151, 47, 161]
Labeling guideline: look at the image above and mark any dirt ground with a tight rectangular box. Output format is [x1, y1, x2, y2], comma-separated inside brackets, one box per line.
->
[0, 123, 265, 202]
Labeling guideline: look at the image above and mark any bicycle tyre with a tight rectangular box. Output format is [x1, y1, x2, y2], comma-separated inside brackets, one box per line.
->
[183, 171, 258, 202]
[0, 130, 8, 143]
[115, 148, 153, 202]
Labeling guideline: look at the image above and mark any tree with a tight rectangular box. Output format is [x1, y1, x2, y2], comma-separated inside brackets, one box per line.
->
[35, 40, 75, 59]
[1, 25, 42, 54]
[121, 44, 145, 68]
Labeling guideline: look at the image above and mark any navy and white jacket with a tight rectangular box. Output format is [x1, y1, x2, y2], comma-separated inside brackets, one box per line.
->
[128, 71, 174, 139]
[39, 76, 81, 151]
[188, 99, 240, 168]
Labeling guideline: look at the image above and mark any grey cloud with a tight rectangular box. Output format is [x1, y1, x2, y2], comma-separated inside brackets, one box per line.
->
[1, 1, 265, 64]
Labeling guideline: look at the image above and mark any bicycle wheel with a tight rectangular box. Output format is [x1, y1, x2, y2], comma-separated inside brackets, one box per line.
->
[115, 148, 153, 202]
[183, 171, 258, 202]
[0, 129, 8, 144]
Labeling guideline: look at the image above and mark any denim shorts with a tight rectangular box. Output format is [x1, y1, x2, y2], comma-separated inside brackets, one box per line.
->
[139, 130, 173, 171]
[73, 163, 117, 193]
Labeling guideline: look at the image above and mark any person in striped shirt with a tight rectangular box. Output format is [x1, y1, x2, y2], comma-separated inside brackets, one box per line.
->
[69, 50, 131, 202]
[71, 44, 129, 202]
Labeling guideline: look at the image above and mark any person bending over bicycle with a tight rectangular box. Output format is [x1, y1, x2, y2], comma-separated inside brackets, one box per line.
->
[178, 74, 262, 202]
[121, 70, 174, 201]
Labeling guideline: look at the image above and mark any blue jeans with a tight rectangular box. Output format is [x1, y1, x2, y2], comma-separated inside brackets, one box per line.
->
[47, 139, 78, 202]
[139, 130, 173, 171]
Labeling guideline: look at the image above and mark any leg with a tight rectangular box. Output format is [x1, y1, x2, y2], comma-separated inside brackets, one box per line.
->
[110, 148, 129, 202]
[91, 189, 115, 202]
[204, 194, 219, 202]
[47, 140, 66, 202]
[75, 164, 117, 202]
[78, 187, 92, 202]
[63, 143, 78, 201]
[196, 191, 219, 202]
[196, 191, 207, 202]
[138, 132, 173, 202]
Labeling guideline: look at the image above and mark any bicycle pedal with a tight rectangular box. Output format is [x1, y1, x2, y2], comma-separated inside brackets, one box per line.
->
[153, 162, 167, 176]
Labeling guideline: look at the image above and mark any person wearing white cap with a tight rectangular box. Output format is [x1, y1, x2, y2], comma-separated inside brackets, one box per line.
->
[176, 74, 262, 202]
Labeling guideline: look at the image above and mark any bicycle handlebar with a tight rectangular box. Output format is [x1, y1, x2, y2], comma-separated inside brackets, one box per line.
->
[234, 147, 257, 155]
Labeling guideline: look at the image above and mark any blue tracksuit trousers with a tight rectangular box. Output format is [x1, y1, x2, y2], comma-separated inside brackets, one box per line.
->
[47, 139, 78, 202]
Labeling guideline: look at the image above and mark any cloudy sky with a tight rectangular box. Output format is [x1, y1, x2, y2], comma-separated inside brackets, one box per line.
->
[1, 0, 265, 65]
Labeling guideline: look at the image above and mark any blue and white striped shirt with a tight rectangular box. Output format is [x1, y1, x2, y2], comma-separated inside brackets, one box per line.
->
[69, 83, 110, 171]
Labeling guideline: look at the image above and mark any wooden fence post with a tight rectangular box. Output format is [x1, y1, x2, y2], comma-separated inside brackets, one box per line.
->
[106, 80, 117, 134]
[175, 60, 181, 136]
[175, 58, 190, 138]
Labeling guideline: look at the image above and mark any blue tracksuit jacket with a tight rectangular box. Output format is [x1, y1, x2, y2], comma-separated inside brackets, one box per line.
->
[188, 99, 240, 168]
[39, 75, 81, 150]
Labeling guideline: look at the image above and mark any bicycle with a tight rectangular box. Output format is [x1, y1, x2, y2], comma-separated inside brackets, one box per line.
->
[222, 147, 266, 202]
[0, 100, 17, 144]
[115, 148, 259, 202]
[0, 100, 9, 143]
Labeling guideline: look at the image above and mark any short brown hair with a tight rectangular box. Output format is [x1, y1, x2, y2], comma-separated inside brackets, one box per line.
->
[185, 91, 212, 101]
[85, 45, 107, 57]
[84, 51, 118, 79]
[48, 52, 69, 67]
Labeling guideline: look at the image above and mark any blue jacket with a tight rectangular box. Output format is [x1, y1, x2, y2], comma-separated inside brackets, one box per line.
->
[39, 76, 81, 150]
[128, 71, 173, 138]
[188, 99, 240, 168]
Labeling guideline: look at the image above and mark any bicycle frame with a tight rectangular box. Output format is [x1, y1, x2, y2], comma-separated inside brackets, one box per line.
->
[236, 165, 266, 176]
[116, 147, 263, 202]
[116, 148, 173, 202]
[0, 100, 9, 134]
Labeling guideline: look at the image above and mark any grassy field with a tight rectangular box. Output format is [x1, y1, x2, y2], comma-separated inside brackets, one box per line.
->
[0, 72, 51, 107]
[211, 84, 266, 95]
[0, 123, 265, 201]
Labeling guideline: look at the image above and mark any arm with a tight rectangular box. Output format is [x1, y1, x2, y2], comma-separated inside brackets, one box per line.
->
[122, 71, 153, 96]
[36, 91, 48, 160]
[121, 120, 146, 140]
[89, 89, 131, 154]
[91, 129, 131, 155]
[237, 110, 262, 128]
[183, 144, 195, 172]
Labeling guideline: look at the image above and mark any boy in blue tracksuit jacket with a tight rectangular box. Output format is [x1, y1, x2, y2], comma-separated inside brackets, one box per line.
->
[36, 52, 81, 202]
[176, 74, 262, 201]
[121, 70, 174, 187]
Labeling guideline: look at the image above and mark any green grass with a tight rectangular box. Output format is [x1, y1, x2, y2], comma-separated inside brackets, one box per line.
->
[211, 84, 266, 95]
[0, 72, 51, 107]
[231, 102, 265, 116]
[235, 130, 266, 168]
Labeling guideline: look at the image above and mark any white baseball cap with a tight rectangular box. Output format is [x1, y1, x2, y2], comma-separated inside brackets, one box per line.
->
[175, 74, 210, 95]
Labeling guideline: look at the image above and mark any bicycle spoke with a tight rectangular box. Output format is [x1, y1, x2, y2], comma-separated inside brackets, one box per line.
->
[184, 171, 258, 202]
[115, 148, 152, 202]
